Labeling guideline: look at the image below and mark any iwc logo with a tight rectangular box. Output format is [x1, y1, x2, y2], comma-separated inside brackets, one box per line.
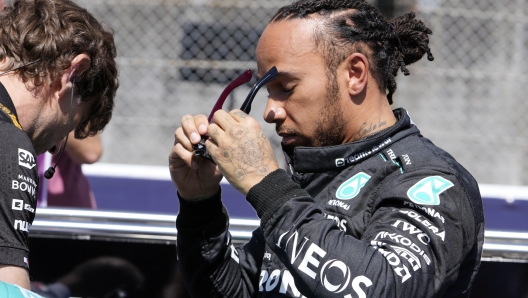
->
[336, 172, 371, 200]
[407, 176, 453, 205]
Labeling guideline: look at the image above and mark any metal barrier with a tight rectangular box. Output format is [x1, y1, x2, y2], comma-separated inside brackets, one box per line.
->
[31, 208, 528, 261]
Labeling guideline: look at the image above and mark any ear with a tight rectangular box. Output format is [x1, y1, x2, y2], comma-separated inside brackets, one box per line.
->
[344, 53, 369, 96]
[50, 54, 91, 102]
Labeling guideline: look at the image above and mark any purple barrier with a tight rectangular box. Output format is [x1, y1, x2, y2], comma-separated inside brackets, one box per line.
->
[84, 164, 528, 230]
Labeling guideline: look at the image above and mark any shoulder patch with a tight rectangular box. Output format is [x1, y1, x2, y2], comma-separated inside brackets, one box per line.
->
[336, 172, 371, 200]
[407, 176, 453, 206]
[18, 148, 36, 170]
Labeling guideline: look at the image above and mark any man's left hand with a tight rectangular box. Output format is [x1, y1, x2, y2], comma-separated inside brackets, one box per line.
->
[206, 109, 279, 195]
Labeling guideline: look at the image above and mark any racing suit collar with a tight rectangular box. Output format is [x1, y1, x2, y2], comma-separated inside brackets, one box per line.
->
[284, 108, 420, 173]
[0, 81, 22, 130]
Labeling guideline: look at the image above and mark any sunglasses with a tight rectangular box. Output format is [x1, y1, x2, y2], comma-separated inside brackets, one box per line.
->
[193, 66, 278, 160]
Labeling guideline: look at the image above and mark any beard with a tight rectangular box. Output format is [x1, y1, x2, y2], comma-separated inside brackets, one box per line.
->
[277, 74, 346, 150]
[313, 74, 345, 147]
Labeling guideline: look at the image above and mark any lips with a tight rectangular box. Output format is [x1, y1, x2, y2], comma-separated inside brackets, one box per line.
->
[278, 132, 297, 145]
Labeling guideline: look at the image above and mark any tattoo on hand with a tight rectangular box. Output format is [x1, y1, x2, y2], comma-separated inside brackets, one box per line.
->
[212, 128, 220, 136]
[216, 129, 276, 179]
[231, 126, 248, 139]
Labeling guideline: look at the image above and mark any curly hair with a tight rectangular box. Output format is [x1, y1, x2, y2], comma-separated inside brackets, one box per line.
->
[0, 0, 118, 138]
[272, 0, 434, 104]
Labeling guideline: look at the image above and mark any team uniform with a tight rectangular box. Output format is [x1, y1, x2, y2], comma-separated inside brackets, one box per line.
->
[176, 108, 484, 298]
[0, 82, 38, 270]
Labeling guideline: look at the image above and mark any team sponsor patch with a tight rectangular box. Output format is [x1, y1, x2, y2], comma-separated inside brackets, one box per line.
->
[12, 199, 23, 210]
[407, 176, 453, 206]
[336, 172, 371, 200]
[18, 148, 36, 169]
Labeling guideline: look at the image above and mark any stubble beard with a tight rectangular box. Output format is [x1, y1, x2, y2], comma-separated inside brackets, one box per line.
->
[277, 74, 346, 151]
[313, 74, 345, 147]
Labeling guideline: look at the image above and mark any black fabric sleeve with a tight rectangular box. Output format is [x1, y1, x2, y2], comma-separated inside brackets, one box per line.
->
[245, 168, 476, 298]
[0, 123, 38, 270]
[176, 188, 265, 298]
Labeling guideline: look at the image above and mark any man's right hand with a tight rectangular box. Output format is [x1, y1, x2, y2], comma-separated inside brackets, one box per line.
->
[169, 114, 223, 201]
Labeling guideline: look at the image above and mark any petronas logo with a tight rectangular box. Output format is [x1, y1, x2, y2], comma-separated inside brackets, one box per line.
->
[336, 172, 371, 200]
[407, 176, 454, 206]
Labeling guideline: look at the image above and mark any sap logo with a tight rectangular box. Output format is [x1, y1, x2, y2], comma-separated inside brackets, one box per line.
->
[336, 172, 371, 200]
[18, 148, 36, 170]
[407, 176, 453, 206]
[12, 180, 36, 197]
[14, 220, 30, 232]
[336, 158, 346, 167]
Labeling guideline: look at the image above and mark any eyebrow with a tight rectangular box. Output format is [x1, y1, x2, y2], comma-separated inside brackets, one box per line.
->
[257, 70, 300, 81]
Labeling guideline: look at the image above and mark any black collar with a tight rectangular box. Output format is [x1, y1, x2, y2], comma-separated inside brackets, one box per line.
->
[0, 83, 18, 124]
[284, 108, 420, 173]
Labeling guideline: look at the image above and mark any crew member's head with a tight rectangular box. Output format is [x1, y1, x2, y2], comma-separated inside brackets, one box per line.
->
[257, 0, 432, 150]
[0, 0, 118, 154]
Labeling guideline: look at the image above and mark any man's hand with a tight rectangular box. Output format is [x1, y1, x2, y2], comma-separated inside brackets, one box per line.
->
[169, 114, 223, 201]
[206, 110, 279, 195]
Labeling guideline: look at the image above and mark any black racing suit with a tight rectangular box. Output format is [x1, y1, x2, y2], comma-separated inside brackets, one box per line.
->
[0, 82, 38, 270]
[176, 108, 484, 298]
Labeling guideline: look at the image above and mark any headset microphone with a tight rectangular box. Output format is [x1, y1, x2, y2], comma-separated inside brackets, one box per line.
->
[45, 77, 76, 179]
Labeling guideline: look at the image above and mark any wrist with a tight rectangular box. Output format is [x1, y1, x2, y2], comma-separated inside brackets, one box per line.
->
[178, 185, 220, 202]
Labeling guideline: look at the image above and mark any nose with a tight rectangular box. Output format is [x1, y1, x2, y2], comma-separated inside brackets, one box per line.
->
[263, 98, 286, 123]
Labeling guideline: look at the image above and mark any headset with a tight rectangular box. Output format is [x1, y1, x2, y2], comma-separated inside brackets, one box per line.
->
[44, 76, 76, 179]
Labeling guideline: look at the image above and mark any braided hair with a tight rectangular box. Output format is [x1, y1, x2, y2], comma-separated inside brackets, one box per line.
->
[272, 0, 434, 104]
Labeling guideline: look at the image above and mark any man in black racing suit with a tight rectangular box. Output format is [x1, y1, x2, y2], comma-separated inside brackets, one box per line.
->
[0, 0, 118, 290]
[170, 1, 484, 297]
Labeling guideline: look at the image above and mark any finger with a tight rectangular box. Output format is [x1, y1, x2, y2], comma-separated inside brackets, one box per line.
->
[170, 142, 198, 170]
[174, 127, 193, 152]
[181, 114, 208, 144]
[229, 109, 250, 122]
[211, 110, 236, 130]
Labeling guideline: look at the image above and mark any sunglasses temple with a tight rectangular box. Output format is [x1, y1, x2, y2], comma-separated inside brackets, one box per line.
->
[240, 66, 278, 114]
[208, 69, 253, 122]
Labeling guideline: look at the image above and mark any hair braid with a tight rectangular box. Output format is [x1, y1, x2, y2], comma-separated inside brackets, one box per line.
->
[272, 0, 434, 104]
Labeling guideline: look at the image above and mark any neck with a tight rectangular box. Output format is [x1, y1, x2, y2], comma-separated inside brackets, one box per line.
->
[346, 93, 397, 142]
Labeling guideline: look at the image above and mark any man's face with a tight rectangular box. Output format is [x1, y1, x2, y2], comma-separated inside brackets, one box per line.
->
[256, 18, 347, 151]
[33, 89, 94, 155]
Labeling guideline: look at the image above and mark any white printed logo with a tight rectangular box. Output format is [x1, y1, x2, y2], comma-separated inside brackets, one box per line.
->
[14, 220, 30, 232]
[336, 172, 371, 200]
[12, 199, 23, 210]
[407, 176, 453, 206]
[320, 259, 351, 293]
[18, 148, 36, 170]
